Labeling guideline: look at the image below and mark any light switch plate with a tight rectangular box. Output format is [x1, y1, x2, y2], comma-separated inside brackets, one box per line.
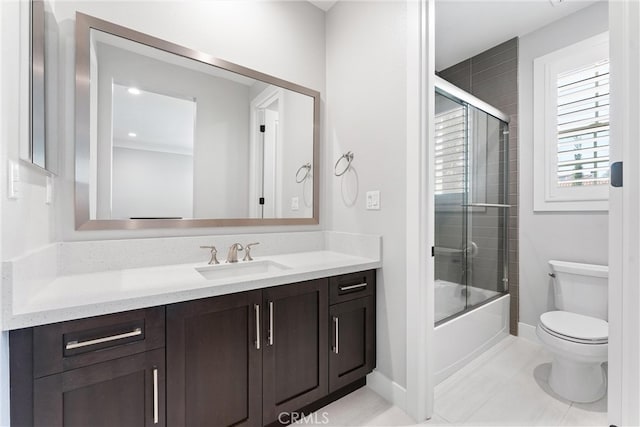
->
[46, 176, 53, 204]
[8, 160, 20, 199]
[291, 196, 299, 211]
[366, 190, 380, 210]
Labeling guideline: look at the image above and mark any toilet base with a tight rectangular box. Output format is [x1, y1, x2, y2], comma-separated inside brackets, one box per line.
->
[548, 354, 607, 403]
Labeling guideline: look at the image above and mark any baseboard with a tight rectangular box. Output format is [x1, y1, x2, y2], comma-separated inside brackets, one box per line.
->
[366, 370, 407, 412]
[518, 322, 540, 344]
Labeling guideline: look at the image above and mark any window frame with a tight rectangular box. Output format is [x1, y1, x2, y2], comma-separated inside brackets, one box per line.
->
[533, 32, 609, 211]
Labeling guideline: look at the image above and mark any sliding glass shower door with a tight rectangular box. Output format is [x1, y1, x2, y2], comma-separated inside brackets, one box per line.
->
[434, 89, 509, 324]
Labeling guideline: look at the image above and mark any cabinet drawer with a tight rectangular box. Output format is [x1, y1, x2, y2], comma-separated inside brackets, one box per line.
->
[34, 348, 165, 427]
[33, 306, 165, 378]
[329, 270, 375, 305]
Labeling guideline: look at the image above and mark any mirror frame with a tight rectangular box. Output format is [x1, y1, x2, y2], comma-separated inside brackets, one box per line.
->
[75, 12, 320, 230]
[29, 0, 48, 171]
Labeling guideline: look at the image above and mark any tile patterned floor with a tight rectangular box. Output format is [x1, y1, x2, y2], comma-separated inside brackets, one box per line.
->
[299, 336, 608, 426]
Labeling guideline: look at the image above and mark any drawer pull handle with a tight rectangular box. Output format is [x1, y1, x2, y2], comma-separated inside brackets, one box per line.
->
[340, 283, 367, 292]
[65, 327, 142, 350]
[268, 301, 274, 346]
[255, 304, 261, 350]
[153, 368, 159, 424]
[333, 316, 339, 354]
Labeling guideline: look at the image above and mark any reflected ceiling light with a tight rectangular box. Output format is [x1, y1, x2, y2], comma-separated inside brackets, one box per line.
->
[128, 132, 137, 137]
[127, 87, 141, 95]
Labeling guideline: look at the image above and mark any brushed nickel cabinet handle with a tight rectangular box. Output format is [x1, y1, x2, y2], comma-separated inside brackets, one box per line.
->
[255, 304, 261, 350]
[65, 327, 142, 350]
[153, 368, 159, 424]
[339, 283, 367, 292]
[268, 301, 274, 346]
[333, 316, 339, 354]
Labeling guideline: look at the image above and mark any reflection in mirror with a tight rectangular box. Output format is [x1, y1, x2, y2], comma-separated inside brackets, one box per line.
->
[76, 13, 319, 229]
[30, 0, 47, 169]
[109, 85, 196, 220]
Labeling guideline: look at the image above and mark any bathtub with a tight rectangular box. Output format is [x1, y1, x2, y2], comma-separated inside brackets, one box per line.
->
[434, 279, 510, 383]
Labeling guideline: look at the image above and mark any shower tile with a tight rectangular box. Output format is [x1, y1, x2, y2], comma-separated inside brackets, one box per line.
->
[471, 38, 517, 64]
[474, 81, 515, 105]
[439, 59, 472, 92]
[472, 61, 518, 88]
[472, 46, 518, 74]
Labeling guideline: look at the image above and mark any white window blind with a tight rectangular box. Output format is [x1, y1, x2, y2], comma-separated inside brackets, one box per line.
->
[434, 106, 466, 195]
[556, 59, 610, 188]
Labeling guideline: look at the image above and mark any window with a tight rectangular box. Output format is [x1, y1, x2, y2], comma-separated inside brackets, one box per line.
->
[533, 32, 609, 211]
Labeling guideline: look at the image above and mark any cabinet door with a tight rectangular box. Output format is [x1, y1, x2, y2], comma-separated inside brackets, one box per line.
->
[33, 348, 165, 427]
[329, 296, 376, 393]
[166, 291, 262, 427]
[262, 279, 328, 424]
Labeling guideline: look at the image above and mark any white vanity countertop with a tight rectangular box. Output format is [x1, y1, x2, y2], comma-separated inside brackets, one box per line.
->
[5, 250, 380, 330]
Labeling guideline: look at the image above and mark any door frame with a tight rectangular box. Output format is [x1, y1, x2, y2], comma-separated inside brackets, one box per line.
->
[608, 1, 640, 425]
[249, 86, 284, 218]
[408, 0, 638, 424]
[405, 0, 435, 421]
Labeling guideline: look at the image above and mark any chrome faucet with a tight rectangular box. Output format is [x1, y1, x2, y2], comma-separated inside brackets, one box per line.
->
[243, 242, 260, 261]
[226, 243, 244, 263]
[200, 245, 219, 265]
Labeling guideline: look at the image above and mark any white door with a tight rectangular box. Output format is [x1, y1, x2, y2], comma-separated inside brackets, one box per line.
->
[261, 108, 279, 218]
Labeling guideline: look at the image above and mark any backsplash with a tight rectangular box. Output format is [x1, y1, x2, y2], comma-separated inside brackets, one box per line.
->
[57, 231, 325, 275]
[5, 231, 381, 278]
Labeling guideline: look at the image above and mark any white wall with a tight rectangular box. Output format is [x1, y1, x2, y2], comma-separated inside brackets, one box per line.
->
[280, 90, 315, 218]
[112, 147, 194, 219]
[46, 0, 325, 240]
[1, 1, 56, 261]
[326, 0, 409, 390]
[518, 2, 609, 327]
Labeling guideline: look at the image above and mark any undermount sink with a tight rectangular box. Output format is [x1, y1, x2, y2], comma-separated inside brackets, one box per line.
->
[196, 260, 291, 280]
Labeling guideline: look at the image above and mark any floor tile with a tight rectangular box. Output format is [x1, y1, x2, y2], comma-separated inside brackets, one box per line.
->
[434, 337, 548, 424]
[461, 354, 571, 425]
[298, 336, 609, 427]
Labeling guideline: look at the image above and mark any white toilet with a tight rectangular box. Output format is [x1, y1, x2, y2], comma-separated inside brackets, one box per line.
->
[536, 260, 608, 403]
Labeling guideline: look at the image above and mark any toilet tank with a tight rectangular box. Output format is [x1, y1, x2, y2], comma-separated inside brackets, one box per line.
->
[549, 260, 608, 320]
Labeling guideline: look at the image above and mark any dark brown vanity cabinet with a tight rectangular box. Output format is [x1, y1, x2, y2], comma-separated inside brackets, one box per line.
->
[261, 280, 328, 424]
[10, 307, 166, 427]
[10, 271, 376, 427]
[166, 290, 263, 426]
[166, 279, 328, 426]
[328, 270, 376, 393]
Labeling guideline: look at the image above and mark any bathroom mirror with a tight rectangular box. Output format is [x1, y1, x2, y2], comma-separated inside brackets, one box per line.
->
[75, 13, 319, 230]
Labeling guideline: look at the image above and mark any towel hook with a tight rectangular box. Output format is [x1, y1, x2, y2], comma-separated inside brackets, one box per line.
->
[295, 163, 312, 183]
[334, 151, 354, 177]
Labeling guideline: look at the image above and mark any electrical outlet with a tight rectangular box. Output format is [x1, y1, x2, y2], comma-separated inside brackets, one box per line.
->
[366, 191, 380, 210]
[291, 196, 299, 211]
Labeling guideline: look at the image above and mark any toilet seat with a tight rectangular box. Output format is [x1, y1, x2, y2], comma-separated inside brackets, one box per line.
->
[539, 310, 608, 345]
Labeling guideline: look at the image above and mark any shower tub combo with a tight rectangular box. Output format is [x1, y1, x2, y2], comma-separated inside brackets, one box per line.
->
[433, 76, 511, 383]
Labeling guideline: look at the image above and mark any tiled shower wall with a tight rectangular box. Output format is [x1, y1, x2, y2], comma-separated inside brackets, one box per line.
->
[438, 38, 519, 335]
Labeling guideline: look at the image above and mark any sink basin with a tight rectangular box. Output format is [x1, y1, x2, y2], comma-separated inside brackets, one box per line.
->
[196, 260, 291, 281]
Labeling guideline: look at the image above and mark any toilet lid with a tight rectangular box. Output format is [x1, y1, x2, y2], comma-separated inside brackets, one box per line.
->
[540, 311, 608, 343]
